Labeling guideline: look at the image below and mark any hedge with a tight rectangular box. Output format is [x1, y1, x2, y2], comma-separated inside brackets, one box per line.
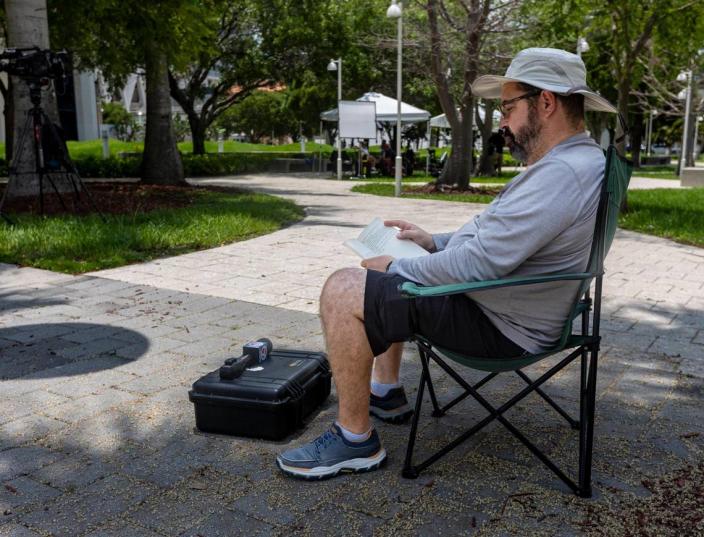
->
[0, 152, 322, 179]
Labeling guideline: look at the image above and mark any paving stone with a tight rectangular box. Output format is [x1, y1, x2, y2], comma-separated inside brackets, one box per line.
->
[0, 414, 67, 449]
[20, 474, 157, 537]
[0, 391, 70, 425]
[0, 446, 64, 481]
[0, 476, 61, 513]
[31, 454, 116, 493]
[178, 508, 276, 537]
[285, 502, 383, 536]
[40, 388, 138, 423]
[82, 521, 164, 537]
[0, 523, 44, 536]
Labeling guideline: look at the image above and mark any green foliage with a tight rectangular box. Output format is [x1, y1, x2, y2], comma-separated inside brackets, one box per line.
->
[215, 90, 298, 143]
[172, 115, 191, 143]
[101, 102, 139, 141]
[0, 190, 305, 273]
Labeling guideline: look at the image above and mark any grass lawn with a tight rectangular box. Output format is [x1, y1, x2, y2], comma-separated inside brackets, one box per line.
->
[619, 188, 704, 247]
[631, 166, 679, 180]
[0, 189, 304, 273]
[351, 183, 704, 248]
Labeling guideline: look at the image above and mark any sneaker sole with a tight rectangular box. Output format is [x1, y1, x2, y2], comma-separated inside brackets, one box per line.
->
[370, 405, 414, 424]
[276, 448, 387, 480]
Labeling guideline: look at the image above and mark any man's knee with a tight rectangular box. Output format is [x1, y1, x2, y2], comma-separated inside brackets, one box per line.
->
[320, 268, 365, 319]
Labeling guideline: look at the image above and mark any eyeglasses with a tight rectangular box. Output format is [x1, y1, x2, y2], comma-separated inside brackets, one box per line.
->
[498, 89, 542, 118]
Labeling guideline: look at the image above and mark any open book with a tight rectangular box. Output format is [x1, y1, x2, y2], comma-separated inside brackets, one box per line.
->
[344, 217, 430, 259]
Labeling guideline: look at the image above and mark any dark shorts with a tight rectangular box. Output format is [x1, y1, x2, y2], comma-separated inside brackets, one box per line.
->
[363, 271, 525, 358]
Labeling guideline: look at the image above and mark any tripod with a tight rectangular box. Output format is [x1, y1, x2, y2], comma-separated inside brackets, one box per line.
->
[0, 80, 104, 225]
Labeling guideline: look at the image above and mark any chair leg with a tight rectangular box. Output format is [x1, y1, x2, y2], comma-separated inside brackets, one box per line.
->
[578, 345, 599, 498]
[417, 344, 443, 417]
[402, 356, 428, 479]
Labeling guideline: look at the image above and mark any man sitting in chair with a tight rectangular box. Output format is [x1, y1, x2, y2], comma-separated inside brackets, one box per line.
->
[277, 48, 618, 480]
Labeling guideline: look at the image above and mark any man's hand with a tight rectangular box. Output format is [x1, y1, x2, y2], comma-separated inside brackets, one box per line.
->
[361, 255, 394, 272]
[385, 220, 436, 252]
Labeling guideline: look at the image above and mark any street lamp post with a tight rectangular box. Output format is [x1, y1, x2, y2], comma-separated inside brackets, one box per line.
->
[576, 37, 589, 58]
[646, 109, 657, 157]
[677, 70, 693, 177]
[387, 1, 403, 197]
[327, 58, 343, 180]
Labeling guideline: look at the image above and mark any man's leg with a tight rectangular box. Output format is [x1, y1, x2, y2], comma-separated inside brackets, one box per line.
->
[372, 343, 403, 384]
[276, 268, 387, 479]
[370, 342, 414, 423]
[319, 267, 374, 433]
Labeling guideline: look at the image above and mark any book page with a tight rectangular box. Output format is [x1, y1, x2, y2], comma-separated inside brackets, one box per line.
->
[344, 217, 429, 259]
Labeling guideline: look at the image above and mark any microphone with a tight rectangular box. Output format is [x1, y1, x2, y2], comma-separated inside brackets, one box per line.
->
[219, 338, 273, 380]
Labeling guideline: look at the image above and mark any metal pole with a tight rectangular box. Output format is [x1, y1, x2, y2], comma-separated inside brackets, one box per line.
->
[646, 110, 653, 157]
[426, 120, 431, 175]
[394, 8, 403, 197]
[679, 71, 692, 177]
[337, 59, 343, 180]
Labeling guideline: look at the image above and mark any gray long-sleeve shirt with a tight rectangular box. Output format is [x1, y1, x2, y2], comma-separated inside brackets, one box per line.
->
[388, 132, 604, 354]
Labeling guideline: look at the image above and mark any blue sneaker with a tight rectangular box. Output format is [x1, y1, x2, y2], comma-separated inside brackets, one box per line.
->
[370, 386, 414, 424]
[276, 423, 387, 480]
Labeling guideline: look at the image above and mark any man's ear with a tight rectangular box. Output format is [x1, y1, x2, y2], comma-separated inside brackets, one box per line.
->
[540, 91, 558, 117]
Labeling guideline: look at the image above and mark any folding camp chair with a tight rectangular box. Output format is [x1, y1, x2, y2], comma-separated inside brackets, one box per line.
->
[399, 145, 632, 497]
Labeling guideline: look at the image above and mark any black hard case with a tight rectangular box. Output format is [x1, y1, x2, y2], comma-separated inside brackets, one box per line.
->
[188, 349, 331, 440]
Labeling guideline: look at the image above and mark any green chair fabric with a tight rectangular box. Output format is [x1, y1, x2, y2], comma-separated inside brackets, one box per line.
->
[398, 145, 633, 497]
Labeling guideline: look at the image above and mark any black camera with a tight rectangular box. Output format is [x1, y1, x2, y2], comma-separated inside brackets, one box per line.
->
[0, 47, 69, 82]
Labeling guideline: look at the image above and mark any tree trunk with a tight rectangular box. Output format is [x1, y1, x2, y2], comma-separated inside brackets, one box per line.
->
[142, 46, 185, 184]
[440, 102, 473, 189]
[189, 115, 207, 155]
[4, 78, 13, 162]
[475, 100, 495, 176]
[5, 0, 65, 198]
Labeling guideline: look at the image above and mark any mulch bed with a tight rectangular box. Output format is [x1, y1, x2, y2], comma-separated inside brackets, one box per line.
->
[405, 182, 504, 197]
[0, 183, 244, 217]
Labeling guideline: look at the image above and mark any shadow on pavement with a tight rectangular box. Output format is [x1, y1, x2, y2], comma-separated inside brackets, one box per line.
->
[0, 322, 149, 380]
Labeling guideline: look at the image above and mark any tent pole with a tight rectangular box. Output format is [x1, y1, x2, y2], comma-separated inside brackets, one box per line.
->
[426, 120, 431, 175]
[319, 120, 323, 173]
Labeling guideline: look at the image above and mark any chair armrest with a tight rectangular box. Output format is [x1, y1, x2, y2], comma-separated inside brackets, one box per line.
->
[398, 272, 597, 298]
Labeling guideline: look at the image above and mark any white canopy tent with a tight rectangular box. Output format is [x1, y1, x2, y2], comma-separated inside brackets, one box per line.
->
[430, 106, 501, 129]
[321, 92, 430, 124]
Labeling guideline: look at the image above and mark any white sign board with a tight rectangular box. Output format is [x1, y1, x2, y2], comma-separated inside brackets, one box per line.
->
[339, 101, 377, 139]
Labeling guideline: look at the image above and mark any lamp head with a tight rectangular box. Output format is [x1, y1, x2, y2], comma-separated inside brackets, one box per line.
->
[677, 71, 689, 83]
[327, 60, 338, 72]
[577, 37, 590, 53]
[387, 1, 402, 19]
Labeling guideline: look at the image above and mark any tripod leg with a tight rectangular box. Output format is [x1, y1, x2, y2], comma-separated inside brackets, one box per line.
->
[40, 111, 106, 222]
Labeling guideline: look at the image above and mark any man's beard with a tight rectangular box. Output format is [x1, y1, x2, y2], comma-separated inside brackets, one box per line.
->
[501, 106, 543, 163]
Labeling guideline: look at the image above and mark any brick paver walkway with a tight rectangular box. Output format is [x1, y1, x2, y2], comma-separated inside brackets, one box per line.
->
[1, 174, 703, 536]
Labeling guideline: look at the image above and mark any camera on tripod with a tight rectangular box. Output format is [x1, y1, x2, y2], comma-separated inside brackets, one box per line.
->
[0, 47, 69, 84]
[0, 46, 103, 224]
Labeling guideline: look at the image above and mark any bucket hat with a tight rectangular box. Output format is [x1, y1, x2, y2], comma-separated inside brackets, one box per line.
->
[472, 47, 618, 114]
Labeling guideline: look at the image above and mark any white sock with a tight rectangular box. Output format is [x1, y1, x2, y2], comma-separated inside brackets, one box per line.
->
[336, 421, 372, 443]
[371, 380, 401, 397]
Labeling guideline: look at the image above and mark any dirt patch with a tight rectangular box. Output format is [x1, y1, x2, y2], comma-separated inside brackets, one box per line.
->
[0, 183, 245, 216]
[405, 182, 504, 197]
